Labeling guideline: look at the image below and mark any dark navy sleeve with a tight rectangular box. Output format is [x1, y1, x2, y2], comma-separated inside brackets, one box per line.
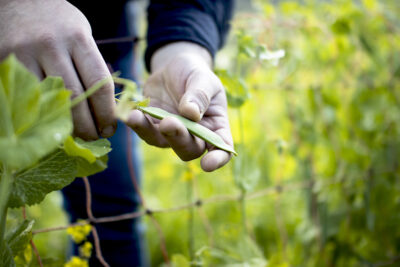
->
[145, 0, 234, 71]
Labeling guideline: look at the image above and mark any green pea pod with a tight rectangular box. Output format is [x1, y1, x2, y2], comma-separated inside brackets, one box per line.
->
[138, 106, 237, 156]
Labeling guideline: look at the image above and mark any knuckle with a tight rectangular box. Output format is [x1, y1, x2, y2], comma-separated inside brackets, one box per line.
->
[37, 32, 58, 50]
[69, 28, 90, 45]
[88, 75, 114, 94]
[193, 88, 210, 109]
[68, 86, 83, 98]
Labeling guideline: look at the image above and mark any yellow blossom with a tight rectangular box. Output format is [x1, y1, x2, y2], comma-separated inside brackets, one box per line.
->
[64, 256, 88, 267]
[79, 241, 93, 258]
[66, 221, 91, 244]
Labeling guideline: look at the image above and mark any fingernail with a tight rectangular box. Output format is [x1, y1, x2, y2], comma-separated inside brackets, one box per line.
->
[101, 125, 115, 138]
[188, 101, 201, 114]
[183, 101, 201, 121]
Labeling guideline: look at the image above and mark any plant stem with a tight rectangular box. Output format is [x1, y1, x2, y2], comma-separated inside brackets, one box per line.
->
[71, 77, 112, 108]
[239, 190, 248, 235]
[0, 166, 13, 244]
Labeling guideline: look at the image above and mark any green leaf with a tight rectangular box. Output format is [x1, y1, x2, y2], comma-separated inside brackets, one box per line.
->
[64, 137, 111, 164]
[9, 150, 77, 208]
[6, 219, 34, 257]
[63, 137, 111, 177]
[215, 69, 249, 108]
[138, 106, 237, 155]
[0, 55, 40, 138]
[74, 138, 111, 158]
[76, 155, 108, 177]
[0, 55, 72, 170]
[0, 241, 15, 267]
[64, 136, 97, 163]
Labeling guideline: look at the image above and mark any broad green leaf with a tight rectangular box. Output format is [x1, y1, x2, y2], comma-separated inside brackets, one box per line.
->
[0, 55, 40, 138]
[6, 219, 34, 257]
[63, 137, 111, 177]
[9, 150, 77, 208]
[74, 138, 111, 158]
[0, 241, 15, 267]
[64, 137, 111, 164]
[0, 55, 72, 170]
[64, 136, 97, 163]
[76, 155, 108, 177]
[138, 106, 237, 155]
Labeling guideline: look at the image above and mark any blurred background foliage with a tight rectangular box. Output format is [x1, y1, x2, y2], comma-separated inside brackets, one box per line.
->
[144, 0, 400, 266]
[23, 0, 400, 266]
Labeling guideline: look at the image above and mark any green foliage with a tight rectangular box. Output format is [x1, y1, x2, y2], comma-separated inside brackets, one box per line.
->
[9, 150, 76, 208]
[144, 0, 400, 266]
[1, 0, 399, 266]
[0, 55, 111, 267]
[6, 220, 34, 257]
[0, 55, 72, 171]
[64, 137, 111, 177]
[0, 241, 15, 267]
[194, 235, 267, 266]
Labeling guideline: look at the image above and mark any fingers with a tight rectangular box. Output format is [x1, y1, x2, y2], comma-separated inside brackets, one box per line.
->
[16, 53, 44, 80]
[126, 109, 169, 147]
[127, 109, 230, 169]
[201, 127, 233, 172]
[126, 110, 208, 162]
[178, 69, 221, 122]
[38, 47, 98, 140]
[159, 117, 206, 161]
[201, 150, 231, 172]
[72, 38, 116, 138]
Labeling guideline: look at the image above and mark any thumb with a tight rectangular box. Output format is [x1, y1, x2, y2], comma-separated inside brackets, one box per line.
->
[178, 69, 220, 122]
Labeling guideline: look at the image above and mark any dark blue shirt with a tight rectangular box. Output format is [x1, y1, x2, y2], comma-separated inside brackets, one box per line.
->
[68, 0, 234, 71]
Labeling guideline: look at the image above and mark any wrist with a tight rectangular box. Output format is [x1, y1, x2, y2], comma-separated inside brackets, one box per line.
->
[150, 41, 213, 73]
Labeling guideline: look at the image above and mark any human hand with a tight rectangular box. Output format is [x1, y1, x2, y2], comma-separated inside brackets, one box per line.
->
[0, 0, 116, 140]
[126, 42, 233, 172]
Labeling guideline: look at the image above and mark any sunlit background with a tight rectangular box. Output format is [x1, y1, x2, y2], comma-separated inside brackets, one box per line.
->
[20, 0, 400, 266]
